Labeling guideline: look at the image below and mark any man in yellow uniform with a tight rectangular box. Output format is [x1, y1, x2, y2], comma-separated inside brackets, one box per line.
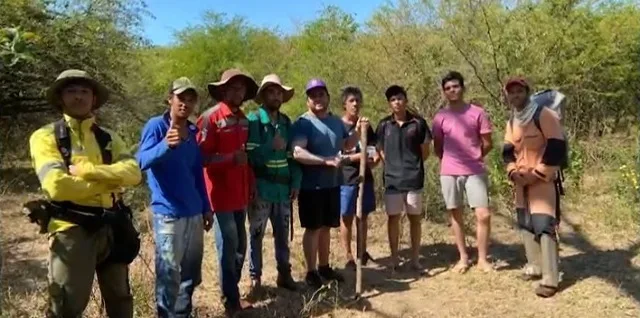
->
[29, 69, 142, 317]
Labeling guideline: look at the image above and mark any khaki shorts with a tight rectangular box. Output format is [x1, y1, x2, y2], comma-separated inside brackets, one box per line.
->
[384, 190, 423, 216]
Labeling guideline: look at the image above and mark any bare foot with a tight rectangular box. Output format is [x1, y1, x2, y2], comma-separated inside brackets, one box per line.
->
[451, 259, 470, 274]
[477, 261, 496, 273]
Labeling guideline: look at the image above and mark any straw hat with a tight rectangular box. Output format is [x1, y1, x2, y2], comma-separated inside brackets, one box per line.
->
[254, 74, 295, 104]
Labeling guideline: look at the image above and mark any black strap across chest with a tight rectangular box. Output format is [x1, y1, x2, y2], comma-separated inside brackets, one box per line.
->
[53, 119, 112, 167]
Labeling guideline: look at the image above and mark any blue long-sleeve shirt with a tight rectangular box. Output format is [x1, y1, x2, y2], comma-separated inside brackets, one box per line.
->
[136, 112, 210, 218]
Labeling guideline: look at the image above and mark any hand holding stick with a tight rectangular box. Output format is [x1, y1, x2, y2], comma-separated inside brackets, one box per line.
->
[355, 126, 367, 298]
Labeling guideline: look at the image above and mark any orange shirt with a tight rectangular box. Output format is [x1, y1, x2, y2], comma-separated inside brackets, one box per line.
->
[504, 108, 564, 215]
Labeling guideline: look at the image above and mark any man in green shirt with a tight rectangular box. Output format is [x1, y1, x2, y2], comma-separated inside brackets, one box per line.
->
[246, 74, 301, 295]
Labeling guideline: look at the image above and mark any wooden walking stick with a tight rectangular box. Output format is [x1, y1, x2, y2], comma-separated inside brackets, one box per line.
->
[355, 123, 368, 298]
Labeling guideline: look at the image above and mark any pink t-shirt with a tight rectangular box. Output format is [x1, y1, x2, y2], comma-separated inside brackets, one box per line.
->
[432, 104, 492, 176]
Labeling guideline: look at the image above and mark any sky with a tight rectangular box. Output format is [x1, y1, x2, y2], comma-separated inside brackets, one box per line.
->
[142, 0, 389, 46]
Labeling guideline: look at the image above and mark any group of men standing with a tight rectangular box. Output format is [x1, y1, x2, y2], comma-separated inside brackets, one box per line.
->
[28, 67, 565, 318]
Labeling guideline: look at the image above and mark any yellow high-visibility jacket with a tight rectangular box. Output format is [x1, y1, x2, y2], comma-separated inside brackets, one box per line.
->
[29, 114, 142, 233]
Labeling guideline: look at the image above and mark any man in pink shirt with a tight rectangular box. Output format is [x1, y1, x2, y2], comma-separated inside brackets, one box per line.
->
[432, 71, 494, 273]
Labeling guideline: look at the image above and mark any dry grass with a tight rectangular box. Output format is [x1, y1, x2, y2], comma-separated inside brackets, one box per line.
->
[1, 167, 639, 317]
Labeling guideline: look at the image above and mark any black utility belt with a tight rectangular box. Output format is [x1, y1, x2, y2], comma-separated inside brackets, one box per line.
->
[48, 201, 122, 231]
[23, 200, 141, 266]
[49, 201, 107, 215]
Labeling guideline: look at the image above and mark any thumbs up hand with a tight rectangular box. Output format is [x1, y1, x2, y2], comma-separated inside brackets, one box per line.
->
[169, 111, 178, 128]
[166, 113, 181, 149]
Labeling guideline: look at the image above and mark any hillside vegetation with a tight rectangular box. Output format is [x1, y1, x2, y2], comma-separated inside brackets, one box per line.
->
[1, 0, 639, 317]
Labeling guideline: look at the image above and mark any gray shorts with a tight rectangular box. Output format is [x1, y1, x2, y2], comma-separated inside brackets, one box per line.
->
[440, 174, 489, 210]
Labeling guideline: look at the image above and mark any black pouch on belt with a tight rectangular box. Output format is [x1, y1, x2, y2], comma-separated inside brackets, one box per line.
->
[99, 199, 141, 267]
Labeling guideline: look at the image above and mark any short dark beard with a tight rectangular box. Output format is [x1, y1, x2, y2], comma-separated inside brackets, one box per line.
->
[264, 103, 281, 113]
[222, 99, 242, 112]
[309, 107, 328, 118]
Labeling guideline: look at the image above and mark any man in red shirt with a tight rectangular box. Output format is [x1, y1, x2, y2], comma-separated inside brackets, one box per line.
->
[196, 69, 258, 316]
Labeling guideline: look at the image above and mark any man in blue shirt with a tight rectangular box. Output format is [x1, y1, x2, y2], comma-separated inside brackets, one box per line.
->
[291, 79, 368, 289]
[136, 77, 213, 318]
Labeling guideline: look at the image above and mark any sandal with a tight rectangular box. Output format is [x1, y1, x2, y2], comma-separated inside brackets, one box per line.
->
[411, 260, 429, 275]
[388, 257, 400, 272]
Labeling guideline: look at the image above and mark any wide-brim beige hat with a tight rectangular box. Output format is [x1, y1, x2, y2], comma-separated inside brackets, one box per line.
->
[207, 68, 258, 102]
[46, 69, 110, 109]
[254, 74, 295, 104]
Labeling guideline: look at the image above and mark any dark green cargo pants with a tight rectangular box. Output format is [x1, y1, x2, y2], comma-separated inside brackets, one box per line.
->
[47, 225, 133, 318]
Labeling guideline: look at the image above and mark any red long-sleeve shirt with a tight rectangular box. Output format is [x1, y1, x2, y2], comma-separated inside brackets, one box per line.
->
[196, 102, 254, 212]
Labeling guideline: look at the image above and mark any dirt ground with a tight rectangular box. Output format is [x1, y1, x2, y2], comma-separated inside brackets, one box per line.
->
[1, 185, 639, 317]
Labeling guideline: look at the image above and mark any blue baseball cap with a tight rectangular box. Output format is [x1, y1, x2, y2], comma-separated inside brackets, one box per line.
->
[305, 78, 328, 94]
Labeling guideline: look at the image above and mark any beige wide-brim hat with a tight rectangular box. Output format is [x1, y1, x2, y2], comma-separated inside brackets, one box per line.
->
[46, 69, 110, 109]
[207, 68, 259, 102]
[254, 74, 295, 104]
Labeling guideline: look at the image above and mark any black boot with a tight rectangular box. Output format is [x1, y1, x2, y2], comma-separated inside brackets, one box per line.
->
[318, 265, 345, 283]
[277, 270, 297, 291]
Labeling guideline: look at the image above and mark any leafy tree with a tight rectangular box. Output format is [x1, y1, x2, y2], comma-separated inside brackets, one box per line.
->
[0, 0, 149, 118]
[3, 0, 639, 159]
[0, 27, 35, 67]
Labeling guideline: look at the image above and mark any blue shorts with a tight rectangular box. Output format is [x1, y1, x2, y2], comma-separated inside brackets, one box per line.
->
[340, 182, 376, 217]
